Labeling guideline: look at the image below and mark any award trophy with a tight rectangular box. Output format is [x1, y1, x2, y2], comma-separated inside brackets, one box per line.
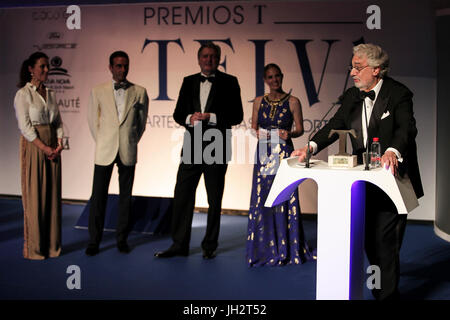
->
[327, 129, 357, 168]
[62, 136, 70, 150]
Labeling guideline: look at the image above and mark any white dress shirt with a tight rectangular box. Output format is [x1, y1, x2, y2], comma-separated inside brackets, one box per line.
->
[186, 73, 217, 126]
[362, 79, 383, 147]
[113, 81, 127, 123]
[14, 82, 63, 142]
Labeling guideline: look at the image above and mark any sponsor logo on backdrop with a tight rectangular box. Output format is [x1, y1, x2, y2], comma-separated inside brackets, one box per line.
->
[57, 97, 81, 114]
[46, 56, 72, 92]
[48, 32, 63, 40]
[32, 8, 69, 21]
[33, 30, 77, 51]
[31, 6, 82, 28]
[49, 56, 70, 77]
[33, 31, 77, 51]
[34, 43, 77, 50]
[44, 56, 80, 115]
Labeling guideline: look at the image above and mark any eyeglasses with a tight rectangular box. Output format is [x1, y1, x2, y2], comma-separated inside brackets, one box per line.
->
[348, 65, 371, 73]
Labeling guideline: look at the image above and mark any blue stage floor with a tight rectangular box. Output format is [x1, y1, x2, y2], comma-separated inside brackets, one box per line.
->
[1, 198, 449, 301]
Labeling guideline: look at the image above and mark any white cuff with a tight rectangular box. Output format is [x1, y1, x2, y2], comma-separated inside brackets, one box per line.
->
[308, 141, 318, 154]
[186, 114, 193, 127]
[24, 131, 38, 142]
[386, 147, 403, 163]
[208, 113, 217, 126]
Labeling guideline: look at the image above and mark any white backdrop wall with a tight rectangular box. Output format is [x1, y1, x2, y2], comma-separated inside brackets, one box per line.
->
[0, 1, 436, 220]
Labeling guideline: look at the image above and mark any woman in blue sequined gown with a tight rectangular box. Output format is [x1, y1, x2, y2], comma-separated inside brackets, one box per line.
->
[246, 64, 313, 267]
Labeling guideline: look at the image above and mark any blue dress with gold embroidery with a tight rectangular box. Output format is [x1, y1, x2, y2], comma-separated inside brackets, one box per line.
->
[246, 94, 313, 267]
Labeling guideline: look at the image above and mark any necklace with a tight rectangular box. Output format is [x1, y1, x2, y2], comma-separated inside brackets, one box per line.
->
[264, 93, 290, 120]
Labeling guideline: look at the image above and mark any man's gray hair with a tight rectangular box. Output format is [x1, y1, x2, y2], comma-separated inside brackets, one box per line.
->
[353, 43, 389, 78]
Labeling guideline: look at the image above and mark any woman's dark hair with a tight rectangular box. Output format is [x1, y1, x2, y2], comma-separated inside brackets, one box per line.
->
[263, 63, 283, 78]
[18, 51, 49, 88]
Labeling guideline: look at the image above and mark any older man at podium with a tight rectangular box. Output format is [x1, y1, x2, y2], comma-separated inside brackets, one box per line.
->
[292, 43, 423, 300]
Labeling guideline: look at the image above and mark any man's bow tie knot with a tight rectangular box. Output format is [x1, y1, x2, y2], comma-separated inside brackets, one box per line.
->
[114, 82, 130, 90]
[200, 76, 215, 83]
[360, 90, 375, 101]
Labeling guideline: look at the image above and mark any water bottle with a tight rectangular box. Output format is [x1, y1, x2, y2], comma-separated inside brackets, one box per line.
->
[370, 137, 381, 168]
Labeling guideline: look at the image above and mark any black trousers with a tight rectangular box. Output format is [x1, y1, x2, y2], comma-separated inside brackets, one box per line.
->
[170, 163, 228, 252]
[365, 183, 408, 300]
[88, 155, 135, 246]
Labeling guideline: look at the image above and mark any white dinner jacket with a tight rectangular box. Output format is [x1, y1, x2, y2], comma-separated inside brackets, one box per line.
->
[87, 81, 149, 166]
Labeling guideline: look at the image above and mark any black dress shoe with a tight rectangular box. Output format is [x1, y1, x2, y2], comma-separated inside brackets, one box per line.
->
[202, 250, 216, 260]
[85, 245, 99, 256]
[117, 241, 130, 254]
[154, 248, 188, 258]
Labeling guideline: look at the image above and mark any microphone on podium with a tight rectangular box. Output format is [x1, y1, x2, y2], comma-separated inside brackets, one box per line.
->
[305, 95, 344, 168]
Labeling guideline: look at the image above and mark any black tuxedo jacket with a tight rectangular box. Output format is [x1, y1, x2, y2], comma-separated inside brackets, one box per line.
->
[312, 76, 424, 198]
[173, 70, 244, 164]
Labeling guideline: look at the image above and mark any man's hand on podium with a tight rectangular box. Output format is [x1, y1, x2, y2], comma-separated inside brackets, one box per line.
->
[382, 150, 399, 177]
[291, 145, 312, 163]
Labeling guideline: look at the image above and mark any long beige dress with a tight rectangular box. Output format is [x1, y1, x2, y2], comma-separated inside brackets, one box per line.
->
[14, 83, 63, 260]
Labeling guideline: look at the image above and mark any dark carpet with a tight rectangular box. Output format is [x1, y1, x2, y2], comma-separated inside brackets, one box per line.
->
[1, 198, 449, 301]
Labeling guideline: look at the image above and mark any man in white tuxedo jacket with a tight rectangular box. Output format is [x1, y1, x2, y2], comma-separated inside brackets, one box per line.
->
[86, 51, 148, 256]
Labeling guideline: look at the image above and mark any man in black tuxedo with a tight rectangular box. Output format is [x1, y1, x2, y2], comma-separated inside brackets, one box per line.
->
[292, 43, 423, 300]
[155, 42, 243, 259]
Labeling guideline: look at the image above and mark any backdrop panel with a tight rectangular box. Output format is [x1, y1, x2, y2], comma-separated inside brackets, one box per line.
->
[0, 0, 436, 220]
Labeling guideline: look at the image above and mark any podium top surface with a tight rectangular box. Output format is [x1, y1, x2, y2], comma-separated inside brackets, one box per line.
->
[265, 157, 419, 214]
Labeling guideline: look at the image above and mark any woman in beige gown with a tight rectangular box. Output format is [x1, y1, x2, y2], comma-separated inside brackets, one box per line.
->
[14, 52, 64, 260]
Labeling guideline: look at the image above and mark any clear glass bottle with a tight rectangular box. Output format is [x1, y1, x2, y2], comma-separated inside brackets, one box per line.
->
[370, 137, 381, 168]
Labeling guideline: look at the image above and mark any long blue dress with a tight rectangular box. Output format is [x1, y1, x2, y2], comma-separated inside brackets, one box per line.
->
[246, 94, 313, 267]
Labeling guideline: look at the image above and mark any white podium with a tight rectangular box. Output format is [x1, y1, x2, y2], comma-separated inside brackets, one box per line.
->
[265, 158, 419, 300]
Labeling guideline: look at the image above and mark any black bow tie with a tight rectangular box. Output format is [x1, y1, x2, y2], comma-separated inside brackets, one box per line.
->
[200, 76, 215, 83]
[114, 82, 130, 90]
[360, 90, 375, 101]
